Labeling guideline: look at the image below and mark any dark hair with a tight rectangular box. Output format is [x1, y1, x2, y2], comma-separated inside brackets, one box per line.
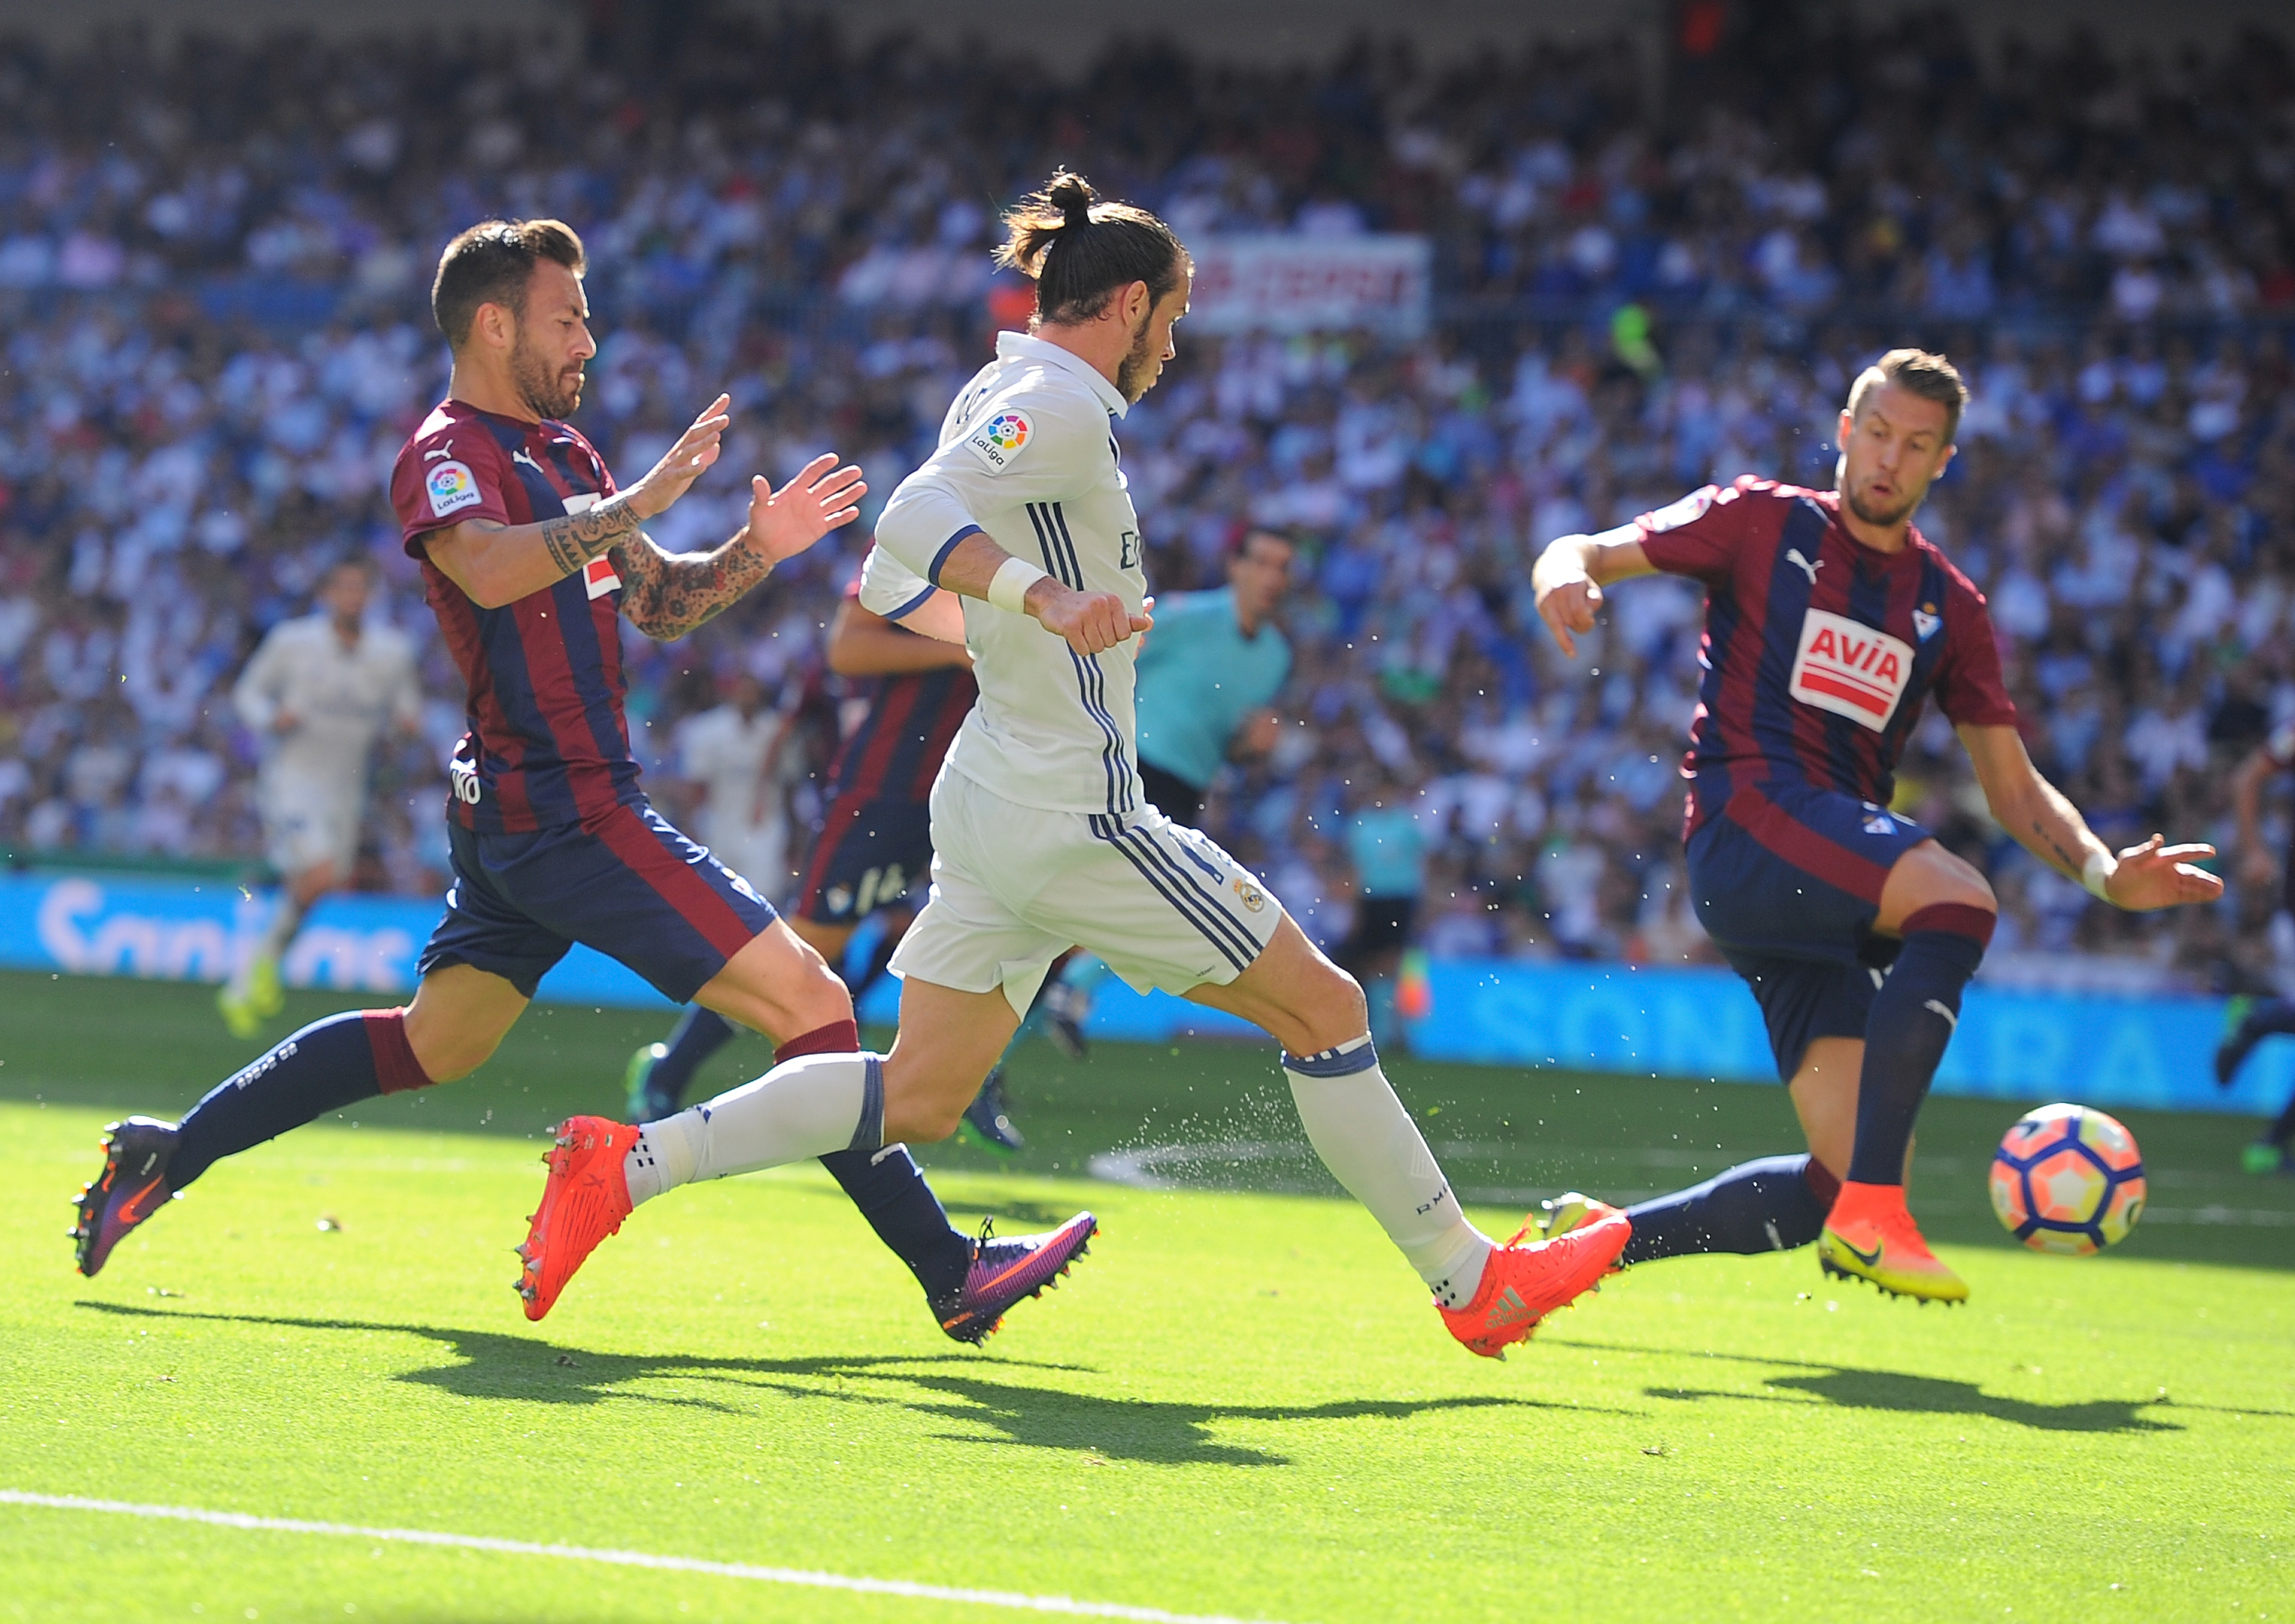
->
[1847, 347, 1968, 444]
[1228, 526, 1295, 562]
[994, 170, 1189, 328]
[431, 218, 587, 348]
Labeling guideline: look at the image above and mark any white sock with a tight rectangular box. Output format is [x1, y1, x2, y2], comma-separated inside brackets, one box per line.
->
[1283, 1037, 1493, 1309]
[622, 1052, 881, 1207]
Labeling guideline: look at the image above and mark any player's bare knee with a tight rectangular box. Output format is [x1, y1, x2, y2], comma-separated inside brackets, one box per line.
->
[409, 1032, 494, 1084]
[1291, 961, 1369, 1053]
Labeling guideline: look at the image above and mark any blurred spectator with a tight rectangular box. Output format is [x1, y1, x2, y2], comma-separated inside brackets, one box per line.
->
[0, 15, 2285, 998]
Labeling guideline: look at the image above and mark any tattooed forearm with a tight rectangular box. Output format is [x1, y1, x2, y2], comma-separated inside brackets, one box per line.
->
[2037, 821, 2087, 877]
[617, 532, 775, 640]
[539, 496, 642, 578]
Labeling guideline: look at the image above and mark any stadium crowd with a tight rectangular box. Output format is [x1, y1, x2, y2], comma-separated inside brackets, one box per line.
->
[0, 12, 2290, 991]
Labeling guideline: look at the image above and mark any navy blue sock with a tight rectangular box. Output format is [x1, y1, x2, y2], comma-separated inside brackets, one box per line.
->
[1847, 905, 1993, 1186]
[819, 1142, 972, 1300]
[774, 1019, 971, 1302]
[649, 1007, 738, 1110]
[1622, 1154, 1838, 1264]
[172, 1008, 432, 1189]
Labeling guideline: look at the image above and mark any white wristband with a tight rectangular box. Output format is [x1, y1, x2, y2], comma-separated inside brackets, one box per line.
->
[2081, 851, 2115, 903]
[986, 556, 1049, 615]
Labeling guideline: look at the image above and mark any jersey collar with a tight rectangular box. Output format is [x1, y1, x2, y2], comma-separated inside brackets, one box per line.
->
[995, 330, 1131, 420]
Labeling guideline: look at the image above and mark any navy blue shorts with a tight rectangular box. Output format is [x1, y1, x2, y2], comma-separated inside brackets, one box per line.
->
[793, 794, 933, 926]
[419, 802, 776, 1004]
[1687, 781, 1934, 1081]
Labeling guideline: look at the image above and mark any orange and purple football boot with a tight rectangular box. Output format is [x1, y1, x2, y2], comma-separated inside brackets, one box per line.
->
[933, 1212, 1097, 1344]
[1439, 1199, 1631, 1358]
[1817, 1180, 1967, 1303]
[515, 1115, 636, 1321]
[71, 1117, 181, 1277]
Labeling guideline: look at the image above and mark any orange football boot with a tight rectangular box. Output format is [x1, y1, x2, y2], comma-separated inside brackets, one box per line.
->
[1817, 1180, 1968, 1303]
[516, 1115, 636, 1322]
[1438, 1199, 1630, 1358]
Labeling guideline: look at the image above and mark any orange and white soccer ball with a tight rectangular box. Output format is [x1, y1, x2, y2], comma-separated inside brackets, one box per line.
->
[1989, 1104, 2147, 1256]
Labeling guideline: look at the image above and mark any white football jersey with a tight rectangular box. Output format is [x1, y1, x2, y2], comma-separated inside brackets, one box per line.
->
[232, 613, 421, 789]
[868, 331, 1148, 816]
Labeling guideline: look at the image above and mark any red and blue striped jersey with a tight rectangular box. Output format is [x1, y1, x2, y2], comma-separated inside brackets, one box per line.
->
[822, 571, 977, 806]
[389, 399, 638, 834]
[825, 666, 978, 805]
[1635, 477, 2017, 835]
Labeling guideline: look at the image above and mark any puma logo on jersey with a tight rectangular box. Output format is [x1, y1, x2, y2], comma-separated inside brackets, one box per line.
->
[1786, 548, 1823, 584]
[513, 449, 545, 474]
[1789, 608, 1912, 731]
[423, 446, 454, 461]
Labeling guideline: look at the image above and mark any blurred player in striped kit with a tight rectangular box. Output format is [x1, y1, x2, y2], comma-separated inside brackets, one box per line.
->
[217, 553, 422, 1037]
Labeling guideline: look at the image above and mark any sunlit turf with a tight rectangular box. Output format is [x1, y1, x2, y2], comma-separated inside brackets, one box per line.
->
[1, 971, 2290, 1622]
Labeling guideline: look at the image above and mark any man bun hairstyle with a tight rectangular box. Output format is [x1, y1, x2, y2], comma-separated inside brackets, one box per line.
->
[994, 169, 1189, 328]
[431, 217, 587, 349]
[1847, 347, 1968, 444]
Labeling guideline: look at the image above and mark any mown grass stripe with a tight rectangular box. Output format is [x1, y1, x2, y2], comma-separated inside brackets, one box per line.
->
[0, 1490, 1295, 1624]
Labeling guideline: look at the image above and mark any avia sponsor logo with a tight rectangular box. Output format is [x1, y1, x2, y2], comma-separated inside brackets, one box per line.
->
[582, 556, 621, 600]
[1789, 608, 1912, 732]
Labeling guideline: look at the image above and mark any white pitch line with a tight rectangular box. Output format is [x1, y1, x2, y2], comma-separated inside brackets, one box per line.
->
[0, 1491, 1294, 1624]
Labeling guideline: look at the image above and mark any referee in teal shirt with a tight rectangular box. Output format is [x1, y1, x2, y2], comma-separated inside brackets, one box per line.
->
[1134, 529, 1294, 827]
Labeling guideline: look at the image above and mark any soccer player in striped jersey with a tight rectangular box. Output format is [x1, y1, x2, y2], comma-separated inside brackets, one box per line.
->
[1529, 349, 2221, 1301]
[71, 219, 1093, 1343]
[526, 173, 1632, 1359]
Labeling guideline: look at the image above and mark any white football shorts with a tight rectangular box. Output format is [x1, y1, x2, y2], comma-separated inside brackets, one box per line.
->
[259, 770, 363, 878]
[891, 767, 1282, 1016]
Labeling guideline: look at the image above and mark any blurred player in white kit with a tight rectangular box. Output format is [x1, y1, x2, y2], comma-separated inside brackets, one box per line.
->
[673, 669, 806, 903]
[219, 554, 422, 1037]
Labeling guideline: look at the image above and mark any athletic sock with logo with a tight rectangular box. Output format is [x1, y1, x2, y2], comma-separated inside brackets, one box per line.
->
[171, 1008, 433, 1189]
[646, 1006, 738, 1109]
[1845, 904, 1994, 1186]
[623, 1050, 882, 1207]
[1621, 1154, 1839, 1264]
[1281, 1037, 1492, 1309]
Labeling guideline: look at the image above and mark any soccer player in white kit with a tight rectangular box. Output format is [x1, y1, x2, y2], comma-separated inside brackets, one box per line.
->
[219, 554, 422, 1037]
[672, 669, 806, 901]
[524, 173, 1629, 1357]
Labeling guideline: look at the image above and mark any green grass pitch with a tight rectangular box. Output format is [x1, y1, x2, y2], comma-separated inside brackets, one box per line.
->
[2, 968, 2290, 1622]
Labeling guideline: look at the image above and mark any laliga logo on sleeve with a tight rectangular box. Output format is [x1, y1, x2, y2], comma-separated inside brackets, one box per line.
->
[1789, 608, 1913, 731]
[964, 408, 1034, 474]
[426, 458, 482, 518]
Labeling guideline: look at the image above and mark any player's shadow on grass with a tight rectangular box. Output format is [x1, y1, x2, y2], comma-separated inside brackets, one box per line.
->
[82, 1300, 1631, 1467]
[1662, 1369, 2181, 1434]
[1563, 1338, 2187, 1434]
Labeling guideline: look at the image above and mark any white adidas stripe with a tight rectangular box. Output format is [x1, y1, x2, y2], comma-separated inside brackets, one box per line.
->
[0, 1490, 1290, 1623]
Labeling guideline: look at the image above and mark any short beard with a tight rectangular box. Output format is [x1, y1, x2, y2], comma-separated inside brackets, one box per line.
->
[1113, 308, 1158, 403]
[1844, 483, 1922, 529]
[509, 330, 581, 420]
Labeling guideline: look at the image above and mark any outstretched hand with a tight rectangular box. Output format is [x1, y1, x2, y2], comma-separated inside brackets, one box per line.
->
[627, 395, 731, 519]
[2105, 833, 2223, 910]
[746, 453, 868, 566]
